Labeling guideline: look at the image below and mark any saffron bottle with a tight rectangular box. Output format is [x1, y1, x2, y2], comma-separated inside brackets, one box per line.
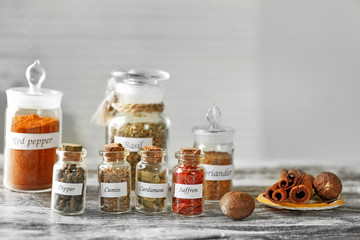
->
[4, 60, 63, 192]
[135, 146, 168, 214]
[51, 143, 87, 215]
[98, 143, 131, 214]
[172, 148, 205, 217]
[192, 104, 235, 202]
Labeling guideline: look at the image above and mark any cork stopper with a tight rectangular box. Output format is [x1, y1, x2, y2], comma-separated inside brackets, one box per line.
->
[177, 148, 203, 164]
[140, 146, 163, 163]
[101, 143, 127, 162]
[59, 143, 84, 162]
[180, 148, 201, 155]
[103, 143, 125, 152]
[61, 143, 83, 152]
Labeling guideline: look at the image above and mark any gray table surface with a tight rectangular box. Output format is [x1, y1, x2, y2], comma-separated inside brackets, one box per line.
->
[0, 157, 359, 240]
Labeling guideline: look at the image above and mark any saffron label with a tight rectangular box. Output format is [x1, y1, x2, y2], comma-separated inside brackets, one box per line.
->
[203, 164, 234, 181]
[136, 181, 168, 198]
[174, 183, 203, 199]
[53, 181, 83, 196]
[6, 132, 60, 150]
[114, 137, 152, 152]
[100, 182, 127, 198]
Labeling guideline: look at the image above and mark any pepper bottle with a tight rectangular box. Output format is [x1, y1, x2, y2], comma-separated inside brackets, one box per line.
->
[98, 143, 131, 214]
[136, 146, 168, 214]
[4, 60, 62, 192]
[192, 104, 235, 202]
[93, 69, 170, 191]
[51, 143, 87, 215]
[172, 148, 205, 217]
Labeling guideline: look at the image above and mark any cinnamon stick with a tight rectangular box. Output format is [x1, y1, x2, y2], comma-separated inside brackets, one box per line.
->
[265, 182, 288, 204]
[278, 169, 305, 190]
[289, 174, 314, 204]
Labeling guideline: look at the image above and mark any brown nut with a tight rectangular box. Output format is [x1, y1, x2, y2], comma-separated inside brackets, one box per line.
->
[219, 191, 255, 220]
[313, 172, 342, 201]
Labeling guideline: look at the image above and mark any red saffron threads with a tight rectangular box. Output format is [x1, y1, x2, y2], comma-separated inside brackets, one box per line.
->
[172, 164, 205, 216]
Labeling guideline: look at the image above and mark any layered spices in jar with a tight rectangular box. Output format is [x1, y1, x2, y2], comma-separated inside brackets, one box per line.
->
[51, 143, 87, 215]
[136, 146, 168, 214]
[4, 61, 62, 192]
[192, 105, 235, 201]
[93, 69, 170, 190]
[98, 143, 131, 214]
[172, 148, 205, 217]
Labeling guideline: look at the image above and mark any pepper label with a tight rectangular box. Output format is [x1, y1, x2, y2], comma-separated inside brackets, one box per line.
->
[174, 183, 203, 199]
[100, 182, 127, 198]
[203, 164, 234, 181]
[136, 181, 168, 198]
[53, 181, 83, 196]
[6, 132, 59, 150]
[114, 137, 152, 152]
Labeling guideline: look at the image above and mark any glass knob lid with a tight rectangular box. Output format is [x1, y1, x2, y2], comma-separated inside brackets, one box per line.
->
[206, 104, 222, 131]
[26, 60, 46, 93]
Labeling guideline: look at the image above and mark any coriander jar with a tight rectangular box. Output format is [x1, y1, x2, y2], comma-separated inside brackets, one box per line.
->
[172, 148, 205, 217]
[4, 60, 62, 192]
[192, 105, 235, 202]
[136, 146, 168, 214]
[98, 143, 131, 214]
[93, 69, 170, 191]
[51, 143, 87, 215]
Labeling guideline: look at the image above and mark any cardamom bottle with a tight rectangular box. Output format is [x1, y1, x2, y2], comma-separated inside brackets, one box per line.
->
[135, 146, 168, 214]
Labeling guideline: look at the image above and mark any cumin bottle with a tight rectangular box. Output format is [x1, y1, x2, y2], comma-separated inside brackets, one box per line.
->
[4, 60, 62, 192]
[172, 148, 205, 217]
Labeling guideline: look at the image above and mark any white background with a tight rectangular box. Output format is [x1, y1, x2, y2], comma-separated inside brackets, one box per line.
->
[0, 0, 359, 167]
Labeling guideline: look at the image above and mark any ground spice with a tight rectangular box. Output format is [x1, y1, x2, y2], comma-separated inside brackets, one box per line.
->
[110, 120, 168, 190]
[202, 151, 232, 201]
[172, 148, 205, 216]
[6, 114, 59, 191]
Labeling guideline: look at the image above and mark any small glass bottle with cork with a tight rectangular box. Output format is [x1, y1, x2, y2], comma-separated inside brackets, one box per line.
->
[4, 60, 63, 192]
[51, 143, 87, 215]
[192, 104, 235, 202]
[172, 148, 205, 217]
[136, 146, 168, 214]
[98, 143, 131, 214]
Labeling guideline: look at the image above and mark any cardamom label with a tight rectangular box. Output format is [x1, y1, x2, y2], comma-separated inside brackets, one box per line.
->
[136, 181, 168, 198]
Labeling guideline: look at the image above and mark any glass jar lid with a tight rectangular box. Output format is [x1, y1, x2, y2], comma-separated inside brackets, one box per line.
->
[110, 69, 169, 104]
[6, 60, 63, 109]
[192, 104, 235, 145]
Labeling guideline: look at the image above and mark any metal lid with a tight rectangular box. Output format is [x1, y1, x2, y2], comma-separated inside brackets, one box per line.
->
[6, 60, 63, 109]
[192, 104, 235, 145]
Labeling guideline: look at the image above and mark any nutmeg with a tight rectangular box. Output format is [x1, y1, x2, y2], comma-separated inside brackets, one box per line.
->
[313, 172, 342, 201]
[219, 191, 255, 220]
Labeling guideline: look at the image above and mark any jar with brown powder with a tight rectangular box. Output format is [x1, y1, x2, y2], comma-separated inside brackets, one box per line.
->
[192, 105, 235, 202]
[98, 143, 131, 214]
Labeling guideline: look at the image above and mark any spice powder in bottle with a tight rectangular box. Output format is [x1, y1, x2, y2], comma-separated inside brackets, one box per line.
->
[98, 143, 131, 214]
[172, 148, 205, 217]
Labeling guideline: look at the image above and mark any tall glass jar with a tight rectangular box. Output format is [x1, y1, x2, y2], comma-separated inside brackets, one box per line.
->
[136, 146, 168, 214]
[51, 143, 87, 215]
[98, 143, 131, 214]
[3, 60, 62, 192]
[96, 69, 170, 191]
[172, 148, 205, 217]
[192, 105, 235, 202]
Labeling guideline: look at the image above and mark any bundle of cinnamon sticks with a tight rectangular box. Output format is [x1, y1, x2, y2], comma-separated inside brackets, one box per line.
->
[265, 169, 314, 204]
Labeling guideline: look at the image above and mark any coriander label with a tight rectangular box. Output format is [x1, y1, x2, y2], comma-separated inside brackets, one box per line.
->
[203, 164, 234, 181]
